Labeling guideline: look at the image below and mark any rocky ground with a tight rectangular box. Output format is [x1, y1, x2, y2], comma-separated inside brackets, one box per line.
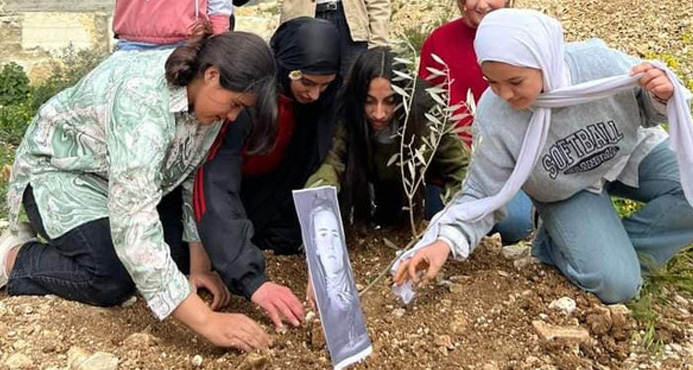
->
[1, 229, 693, 370]
[3, 0, 693, 369]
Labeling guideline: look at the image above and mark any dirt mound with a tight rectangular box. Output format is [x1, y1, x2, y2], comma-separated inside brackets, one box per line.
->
[2, 230, 692, 369]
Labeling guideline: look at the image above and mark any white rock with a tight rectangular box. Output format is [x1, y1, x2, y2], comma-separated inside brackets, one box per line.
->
[78, 352, 118, 370]
[532, 320, 590, 342]
[67, 346, 89, 369]
[513, 256, 538, 270]
[192, 355, 203, 367]
[5, 353, 33, 369]
[392, 308, 406, 318]
[305, 311, 316, 323]
[501, 243, 530, 260]
[120, 295, 137, 308]
[549, 297, 577, 314]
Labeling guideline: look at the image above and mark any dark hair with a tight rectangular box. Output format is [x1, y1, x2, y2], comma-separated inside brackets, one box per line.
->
[340, 47, 430, 224]
[165, 22, 278, 154]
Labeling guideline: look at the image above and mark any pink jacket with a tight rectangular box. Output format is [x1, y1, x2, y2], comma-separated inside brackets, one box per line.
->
[113, 0, 232, 45]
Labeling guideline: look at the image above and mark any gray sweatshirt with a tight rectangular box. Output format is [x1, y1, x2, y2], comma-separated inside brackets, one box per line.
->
[439, 40, 669, 258]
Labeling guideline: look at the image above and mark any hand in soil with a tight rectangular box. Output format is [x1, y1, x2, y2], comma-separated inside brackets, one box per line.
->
[189, 271, 231, 311]
[202, 312, 272, 351]
[631, 62, 674, 102]
[251, 281, 305, 328]
[393, 240, 451, 286]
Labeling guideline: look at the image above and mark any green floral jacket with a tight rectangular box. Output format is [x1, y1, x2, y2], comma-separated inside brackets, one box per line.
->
[7, 50, 223, 319]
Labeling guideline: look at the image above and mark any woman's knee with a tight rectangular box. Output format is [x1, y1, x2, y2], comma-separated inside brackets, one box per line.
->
[574, 269, 642, 304]
[85, 267, 135, 306]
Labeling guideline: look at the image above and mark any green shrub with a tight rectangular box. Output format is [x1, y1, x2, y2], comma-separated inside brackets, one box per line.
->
[0, 62, 30, 107]
[0, 100, 34, 146]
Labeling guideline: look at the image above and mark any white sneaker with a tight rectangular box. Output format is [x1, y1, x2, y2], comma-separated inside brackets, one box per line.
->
[0, 222, 37, 289]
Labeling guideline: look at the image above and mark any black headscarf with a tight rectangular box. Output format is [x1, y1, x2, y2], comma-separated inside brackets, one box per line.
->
[241, 17, 343, 255]
[270, 17, 341, 98]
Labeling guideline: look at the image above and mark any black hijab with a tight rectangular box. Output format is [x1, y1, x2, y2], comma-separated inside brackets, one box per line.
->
[241, 17, 343, 254]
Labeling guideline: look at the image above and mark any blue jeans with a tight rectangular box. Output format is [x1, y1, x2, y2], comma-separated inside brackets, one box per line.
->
[532, 139, 693, 303]
[8, 185, 189, 306]
[425, 185, 533, 244]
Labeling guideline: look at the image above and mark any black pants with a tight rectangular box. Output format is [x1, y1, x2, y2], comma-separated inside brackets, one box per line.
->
[8, 185, 189, 307]
[316, 2, 368, 78]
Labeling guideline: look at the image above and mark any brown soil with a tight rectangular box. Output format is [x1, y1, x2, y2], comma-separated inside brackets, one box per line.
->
[2, 229, 692, 369]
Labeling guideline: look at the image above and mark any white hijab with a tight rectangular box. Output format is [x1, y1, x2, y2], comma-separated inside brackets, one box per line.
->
[392, 9, 693, 303]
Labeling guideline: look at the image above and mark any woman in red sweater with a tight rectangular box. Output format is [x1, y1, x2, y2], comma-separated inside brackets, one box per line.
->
[418, 0, 532, 244]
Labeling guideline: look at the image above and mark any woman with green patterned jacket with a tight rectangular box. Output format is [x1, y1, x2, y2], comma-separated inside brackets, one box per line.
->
[0, 27, 277, 351]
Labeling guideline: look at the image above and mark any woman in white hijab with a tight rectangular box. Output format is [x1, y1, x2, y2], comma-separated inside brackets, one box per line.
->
[392, 8, 693, 304]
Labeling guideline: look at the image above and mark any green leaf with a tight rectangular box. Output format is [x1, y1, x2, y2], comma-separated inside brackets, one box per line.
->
[427, 90, 446, 106]
[393, 70, 414, 81]
[391, 83, 410, 99]
[387, 153, 400, 167]
[425, 67, 446, 77]
[425, 112, 441, 125]
[431, 53, 446, 67]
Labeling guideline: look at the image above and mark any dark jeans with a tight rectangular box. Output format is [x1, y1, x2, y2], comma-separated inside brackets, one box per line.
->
[8, 185, 189, 307]
[316, 2, 368, 78]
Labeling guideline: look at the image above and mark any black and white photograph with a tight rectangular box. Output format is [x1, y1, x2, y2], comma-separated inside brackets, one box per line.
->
[293, 186, 372, 370]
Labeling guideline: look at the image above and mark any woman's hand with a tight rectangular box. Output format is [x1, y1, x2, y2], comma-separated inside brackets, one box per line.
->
[172, 293, 271, 351]
[189, 271, 231, 311]
[393, 240, 451, 286]
[188, 241, 230, 310]
[631, 62, 674, 103]
[251, 282, 305, 328]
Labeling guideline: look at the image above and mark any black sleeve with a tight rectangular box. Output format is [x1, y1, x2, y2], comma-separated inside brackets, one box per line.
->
[194, 112, 268, 300]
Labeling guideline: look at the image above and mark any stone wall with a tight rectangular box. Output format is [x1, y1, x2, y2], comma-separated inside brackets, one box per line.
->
[0, 0, 279, 82]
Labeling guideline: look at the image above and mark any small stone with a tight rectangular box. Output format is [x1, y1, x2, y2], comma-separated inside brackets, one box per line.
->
[549, 297, 577, 315]
[608, 304, 631, 340]
[120, 296, 138, 308]
[355, 283, 364, 291]
[12, 339, 28, 350]
[67, 346, 89, 369]
[482, 362, 500, 370]
[78, 352, 118, 370]
[123, 332, 158, 348]
[585, 306, 612, 336]
[674, 294, 688, 306]
[4, 353, 33, 369]
[434, 334, 454, 350]
[392, 308, 406, 318]
[311, 319, 326, 349]
[532, 320, 590, 342]
[450, 311, 468, 334]
[192, 355, 203, 367]
[448, 283, 464, 294]
[497, 270, 510, 277]
[236, 351, 269, 370]
[513, 256, 538, 270]
[501, 243, 531, 260]
[305, 311, 316, 323]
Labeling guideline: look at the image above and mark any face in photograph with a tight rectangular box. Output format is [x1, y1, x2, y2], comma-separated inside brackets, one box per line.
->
[313, 207, 345, 279]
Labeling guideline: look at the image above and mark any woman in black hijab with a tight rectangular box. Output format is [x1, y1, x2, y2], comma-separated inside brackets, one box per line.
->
[193, 18, 341, 329]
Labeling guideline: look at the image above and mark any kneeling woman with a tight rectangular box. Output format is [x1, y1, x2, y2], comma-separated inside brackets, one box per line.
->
[307, 46, 470, 228]
[193, 17, 341, 328]
[0, 28, 276, 350]
[395, 9, 693, 304]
